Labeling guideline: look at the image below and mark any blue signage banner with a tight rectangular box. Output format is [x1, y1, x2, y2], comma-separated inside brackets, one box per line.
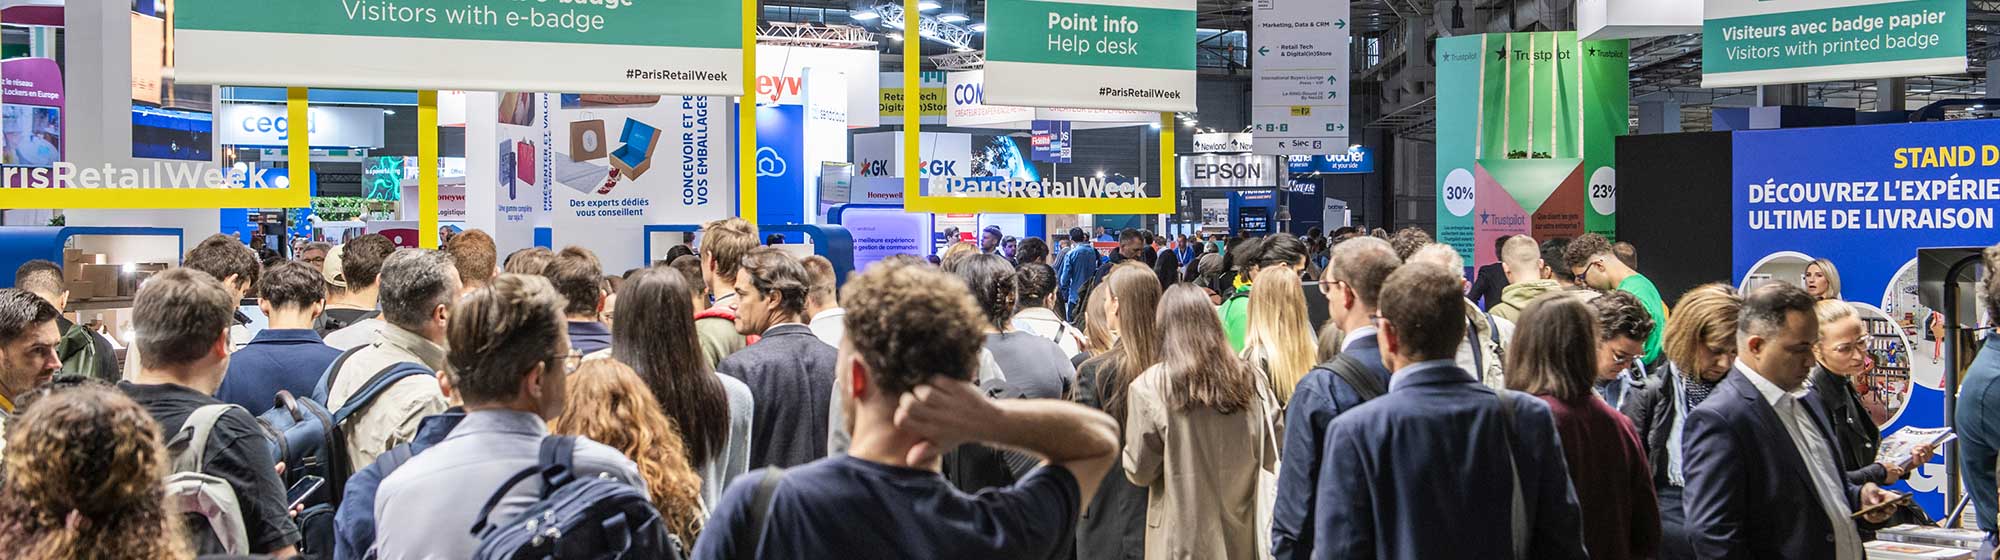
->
[755, 104, 807, 227]
[1286, 145, 1374, 174]
[1732, 119, 2000, 516]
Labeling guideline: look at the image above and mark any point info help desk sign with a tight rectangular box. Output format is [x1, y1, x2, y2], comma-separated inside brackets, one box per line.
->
[1732, 118, 2000, 516]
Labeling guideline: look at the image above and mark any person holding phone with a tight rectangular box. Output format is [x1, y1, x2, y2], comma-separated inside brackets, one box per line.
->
[1810, 300, 1934, 532]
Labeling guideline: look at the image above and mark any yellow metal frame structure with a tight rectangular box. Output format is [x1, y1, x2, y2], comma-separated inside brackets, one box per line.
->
[0, 87, 313, 210]
[898, 0, 1174, 215]
[738, 0, 760, 224]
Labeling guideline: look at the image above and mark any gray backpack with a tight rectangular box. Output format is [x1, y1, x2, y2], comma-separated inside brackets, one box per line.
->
[165, 404, 252, 555]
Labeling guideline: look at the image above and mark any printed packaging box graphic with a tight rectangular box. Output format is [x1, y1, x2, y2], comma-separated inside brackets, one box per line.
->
[570, 119, 606, 161]
[609, 118, 661, 179]
[1434, 31, 1628, 265]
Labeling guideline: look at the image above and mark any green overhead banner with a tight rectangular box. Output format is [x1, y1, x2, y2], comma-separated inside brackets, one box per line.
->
[172, 0, 744, 94]
[1435, 32, 1628, 266]
[982, 0, 1197, 112]
[1702, 0, 1964, 88]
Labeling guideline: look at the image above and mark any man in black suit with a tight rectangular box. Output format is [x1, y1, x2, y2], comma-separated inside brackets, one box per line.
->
[1682, 282, 1901, 559]
[1465, 235, 1511, 310]
[718, 247, 839, 468]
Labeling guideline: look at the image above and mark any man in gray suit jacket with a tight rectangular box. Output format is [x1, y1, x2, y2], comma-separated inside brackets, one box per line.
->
[717, 247, 839, 468]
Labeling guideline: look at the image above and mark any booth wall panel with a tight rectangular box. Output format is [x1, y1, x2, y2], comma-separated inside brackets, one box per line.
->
[1615, 131, 1732, 306]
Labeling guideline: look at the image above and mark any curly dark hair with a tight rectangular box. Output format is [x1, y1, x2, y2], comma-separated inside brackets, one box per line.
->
[1015, 262, 1058, 307]
[183, 233, 261, 294]
[951, 253, 1018, 330]
[1562, 233, 1615, 272]
[1388, 227, 1434, 262]
[0, 385, 189, 560]
[1589, 290, 1656, 342]
[843, 260, 988, 395]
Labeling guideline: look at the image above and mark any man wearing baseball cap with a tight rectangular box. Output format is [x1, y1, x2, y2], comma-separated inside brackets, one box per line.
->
[315, 235, 394, 341]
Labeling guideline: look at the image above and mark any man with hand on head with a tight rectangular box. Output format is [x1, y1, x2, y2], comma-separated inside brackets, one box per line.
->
[693, 260, 1119, 559]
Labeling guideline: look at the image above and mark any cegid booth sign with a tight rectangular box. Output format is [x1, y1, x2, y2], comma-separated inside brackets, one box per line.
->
[1180, 154, 1283, 189]
[217, 104, 386, 148]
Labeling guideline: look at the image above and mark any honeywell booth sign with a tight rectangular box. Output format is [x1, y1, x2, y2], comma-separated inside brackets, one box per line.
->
[172, 0, 744, 93]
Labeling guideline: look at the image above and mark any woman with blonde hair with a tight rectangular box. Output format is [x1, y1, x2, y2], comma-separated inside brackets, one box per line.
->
[552, 359, 707, 547]
[1074, 265, 1165, 559]
[1076, 283, 1116, 366]
[1244, 266, 1318, 406]
[1124, 284, 1279, 560]
[0, 385, 190, 560]
[1617, 283, 1742, 560]
[1803, 258, 1842, 301]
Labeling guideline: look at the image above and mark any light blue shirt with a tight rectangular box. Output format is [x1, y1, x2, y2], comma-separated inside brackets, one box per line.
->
[371, 409, 645, 560]
[1386, 359, 1458, 392]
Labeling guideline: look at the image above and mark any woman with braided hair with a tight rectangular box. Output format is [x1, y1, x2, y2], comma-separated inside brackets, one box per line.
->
[0, 385, 192, 560]
[940, 254, 1080, 500]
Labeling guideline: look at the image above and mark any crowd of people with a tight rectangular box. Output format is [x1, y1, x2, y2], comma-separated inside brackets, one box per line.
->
[0, 220, 1992, 560]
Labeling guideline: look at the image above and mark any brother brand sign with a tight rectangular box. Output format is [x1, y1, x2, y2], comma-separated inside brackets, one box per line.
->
[1180, 154, 1283, 189]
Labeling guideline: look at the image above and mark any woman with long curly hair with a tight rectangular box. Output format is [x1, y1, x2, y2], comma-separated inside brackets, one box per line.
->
[0, 385, 190, 560]
[553, 359, 707, 546]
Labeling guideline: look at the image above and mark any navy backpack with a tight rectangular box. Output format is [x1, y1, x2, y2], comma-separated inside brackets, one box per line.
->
[470, 436, 683, 559]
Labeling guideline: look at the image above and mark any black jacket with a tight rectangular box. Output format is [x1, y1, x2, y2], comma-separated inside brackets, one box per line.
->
[1682, 368, 1872, 559]
[1618, 371, 1676, 484]
[1072, 350, 1146, 560]
[1809, 367, 1894, 485]
[1467, 262, 1509, 310]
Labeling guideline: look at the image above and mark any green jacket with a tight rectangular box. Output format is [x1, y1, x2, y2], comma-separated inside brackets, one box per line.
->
[55, 318, 117, 384]
[1488, 279, 1561, 323]
[1221, 285, 1252, 353]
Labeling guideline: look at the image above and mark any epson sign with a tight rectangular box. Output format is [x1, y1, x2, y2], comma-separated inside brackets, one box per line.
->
[1180, 154, 1283, 189]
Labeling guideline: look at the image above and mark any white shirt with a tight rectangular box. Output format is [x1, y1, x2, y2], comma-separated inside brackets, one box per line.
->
[808, 308, 846, 348]
[1737, 359, 1864, 560]
[1010, 307, 1087, 360]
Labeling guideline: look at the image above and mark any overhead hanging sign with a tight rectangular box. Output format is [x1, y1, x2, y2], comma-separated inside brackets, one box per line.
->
[1192, 132, 1254, 153]
[172, 0, 744, 95]
[981, 0, 1197, 112]
[1180, 154, 1285, 189]
[1287, 146, 1374, 174]
[216, 104, 386, 148]
[1250, 0, 1349, 154]
[880, 71, 946, 125]
[1579, 0, 1700, 41]
[945, 70, 1153, 129]
[1701, 0, 1964, 88]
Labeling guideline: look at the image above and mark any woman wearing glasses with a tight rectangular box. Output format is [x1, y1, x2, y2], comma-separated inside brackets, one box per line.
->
[1589, 291, 1657, 409]
[1617, 283, 1741, 560]
[1808, 299, 1934, 530]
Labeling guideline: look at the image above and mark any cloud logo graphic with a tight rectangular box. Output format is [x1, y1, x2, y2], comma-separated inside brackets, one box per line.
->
[756, 147, 788, 178]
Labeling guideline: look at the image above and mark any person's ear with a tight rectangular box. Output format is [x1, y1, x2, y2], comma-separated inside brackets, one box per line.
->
[848, 355, 870, 400]
[258, 299, 276, 317]
[596, 291, 609, 314]
[211, 326, 232, 360]
[433, 302, 450, 326]
[1745, 335, 1766, 359]
[309, 301, 325, 319]
[437, 370, 458, 403]
[52, 290, 68, 312]
[1378, 321, 1401, 356]
[522, 361, 546, 403]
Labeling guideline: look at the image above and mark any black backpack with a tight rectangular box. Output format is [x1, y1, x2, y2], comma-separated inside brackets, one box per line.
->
[470, 436, 684, 559]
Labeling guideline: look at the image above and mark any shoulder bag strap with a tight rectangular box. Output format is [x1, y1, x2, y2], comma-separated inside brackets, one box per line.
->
[738, 466, 788, 557]
[537, 435, 577, 496]
[314, 345, 369, 402]
[170, 404, 243, 474]
[330, 363, 435, 425]
[1327, 354, 1386, 402]
[1494, 389, 1526, 560]
[1467, 316, 1486, 375]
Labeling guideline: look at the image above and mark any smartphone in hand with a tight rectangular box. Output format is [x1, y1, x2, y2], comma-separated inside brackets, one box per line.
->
[287, 475, 326, 509]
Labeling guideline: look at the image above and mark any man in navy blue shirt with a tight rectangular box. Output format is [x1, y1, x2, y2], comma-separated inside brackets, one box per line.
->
[1313, 262, 1587, 560]
[1955, 245, 2000, 556]
[1055, 228, 1099, 322]
[693, 259, 1119, 559]
[1271, 236, 1400, 560]
[217, 261, 342, 414]
[541, 246, 613, 356]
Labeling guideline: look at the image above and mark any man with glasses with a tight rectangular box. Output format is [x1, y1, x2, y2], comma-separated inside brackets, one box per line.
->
[1589, 291, 1656, 409]
[1272, 236, 1401, 560]
[1564, 234, 1669, 368]
[372, 274, 641, 559]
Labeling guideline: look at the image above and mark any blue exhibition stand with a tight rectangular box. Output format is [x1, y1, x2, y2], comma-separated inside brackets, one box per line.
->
[0, 227, 185, 289]
[641, 223, 854, 288]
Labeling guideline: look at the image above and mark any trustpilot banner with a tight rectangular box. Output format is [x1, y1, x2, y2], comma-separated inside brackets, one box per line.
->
[173, 0, 744, 95]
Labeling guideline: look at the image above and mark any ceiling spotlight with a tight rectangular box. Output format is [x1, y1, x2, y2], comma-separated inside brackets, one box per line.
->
[886, 32, 904, 41]
[1149, 122, 1161, 129]
[918, 1, 940, 10]
[851, 11, 879, 20]
[939, 13, 968, 22]
[969, 23, 986, 32]
[384, 109, 397, 115]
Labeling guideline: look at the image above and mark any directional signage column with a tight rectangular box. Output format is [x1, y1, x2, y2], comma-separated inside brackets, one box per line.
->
[1250, 0, 1349, 155]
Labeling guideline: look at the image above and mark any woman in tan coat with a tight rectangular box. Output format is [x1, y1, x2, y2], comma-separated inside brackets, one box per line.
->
[1124, 284, 1280, 560]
